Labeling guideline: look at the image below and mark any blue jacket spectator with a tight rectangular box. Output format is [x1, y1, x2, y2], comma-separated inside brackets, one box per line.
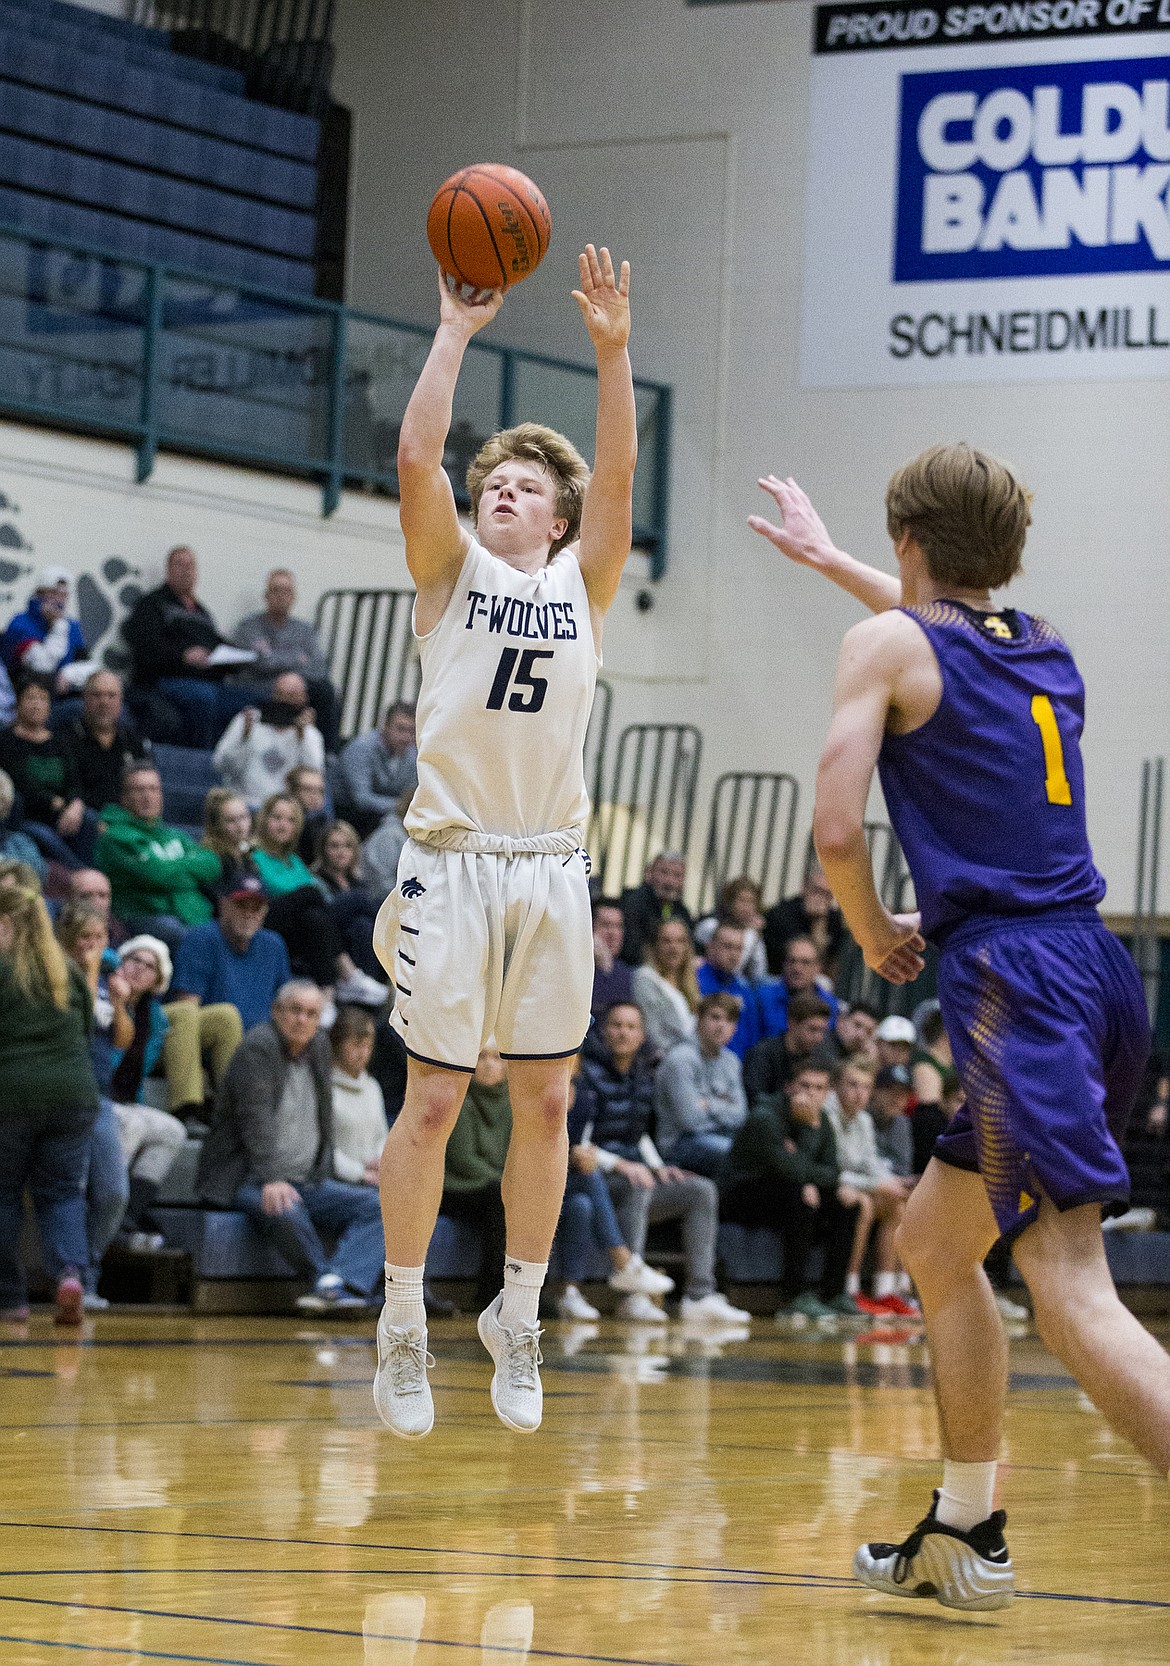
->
[171, 876, 290, 1033]
[756, 934, 841, 1038]
[696, 923, 761, 1059]
[569, 1021, 658, 1159]
[2, 570, 87, 687]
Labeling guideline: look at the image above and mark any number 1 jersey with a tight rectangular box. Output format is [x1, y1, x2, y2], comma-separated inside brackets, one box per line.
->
[877, 601, 1105, 944]
[405, 537, 598, 845]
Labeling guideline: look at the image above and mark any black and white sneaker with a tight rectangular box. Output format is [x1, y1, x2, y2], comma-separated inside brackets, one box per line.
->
[854, 1492, 1014, 1611]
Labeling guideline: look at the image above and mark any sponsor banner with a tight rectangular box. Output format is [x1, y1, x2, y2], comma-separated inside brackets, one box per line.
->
[801, 5, 1170, 383]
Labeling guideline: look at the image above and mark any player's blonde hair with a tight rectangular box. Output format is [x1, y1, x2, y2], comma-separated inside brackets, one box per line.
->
[885, 443, 1033, 591]
[467, 422, 591, 556]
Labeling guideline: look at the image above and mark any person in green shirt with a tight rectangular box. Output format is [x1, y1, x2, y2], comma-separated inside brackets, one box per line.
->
[0, 885, 100, 1325]
[441, 1046, 513, 1313]
[720, 1060, 862, 1322]
[94, 763, 221, 953]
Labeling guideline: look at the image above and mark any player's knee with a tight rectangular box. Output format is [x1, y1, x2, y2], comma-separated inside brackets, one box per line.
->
[513, 1077, 571, 1136]
[403, 1079, 465, 1142]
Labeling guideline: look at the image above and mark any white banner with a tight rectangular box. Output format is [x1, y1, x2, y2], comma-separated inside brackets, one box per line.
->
[801, 3, 1170, 384]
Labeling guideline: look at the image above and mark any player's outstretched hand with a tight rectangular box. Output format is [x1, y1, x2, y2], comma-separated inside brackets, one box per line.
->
[864, 909, 926, 985]
[573, 244, 631, 354]
[748, 476, 841, 571]
[437, 267, 503, 336]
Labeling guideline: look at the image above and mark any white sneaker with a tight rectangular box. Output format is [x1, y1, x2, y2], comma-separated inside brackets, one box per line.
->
[477, 1293, 544, 1432]
[679, 1291, 751, 1325]
[334, 969, 389, 1007]
[373, 1313, 435, 1439]
[1101, 1206, 1156, 1233]
[993, 1292, 1030, 1322]
[82, 1291, 109, 1312]
[557, 1284, 600, 1321]
[296, 1273, 367, 1311]
[608, 1255, 675, 1296]
[615, 1292, 668, 1323]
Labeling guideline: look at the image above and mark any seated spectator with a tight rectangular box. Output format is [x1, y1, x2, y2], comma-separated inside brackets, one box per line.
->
[213, 673, 325, 810]
[591, 895, 633, 1022]
[57, 901, 131, 1307]
[0, 676, 96, 867]
[287, 764, 329, 865]
[58, 670, 148, 813]
[570, 1002, 749, 1325]
[232, 567, 340, 752]
[170, 874, 289, 1036]
[330, 1006, 389, 1184]
[68, 869, 127, 947]
[742, 991, 833, 1103]
[619, 851, 694, 969]
[337, 701, 418, 838]
[631, 916, 699, 1060]
[757, 934, 840, 1040]
[0, 885, 99, 1325]
[0, 857, 42, 893]
[823, 1059, 915, 1316]
[251, 793, 385, 1004]
[697, 923, 762, 1059]
[654, 992, 747, 1176]
[94, 763, 221, 952]
[0, 767, 46, 884]
[197, 980, 385, 1311]
[910, 1005, 959, 1177]
[1122, 1053, 1170, 1226]
[874, 1014, 916, 1071]
[361, 786, 412, 903]
[762, 862, 846, 981]
[441, 1045, 514, 1313]
[201, 789, 257, 893]
[869, 1063, 914, 1176]
[1, 569, 89, 692]
[122, 546, 262, 749]
[694, 877, 767, 983]
[313, 819, 386, 986]
[720, 1061, 861, 1322]
[834, 1000, 880, 1068]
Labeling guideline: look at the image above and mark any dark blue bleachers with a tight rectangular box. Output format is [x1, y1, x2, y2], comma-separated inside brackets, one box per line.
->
[0, 0, 246, 96]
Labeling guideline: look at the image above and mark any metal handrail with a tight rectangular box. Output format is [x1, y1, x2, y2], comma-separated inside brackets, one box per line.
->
[591, 722, 702, 896]
[697, 771, 800, 917]
[1134, 757, 1165, 1023]
[0, 220, 672, 568]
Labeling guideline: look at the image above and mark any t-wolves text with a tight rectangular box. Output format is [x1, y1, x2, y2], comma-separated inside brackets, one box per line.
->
[895, 55, 1170, 280]
[463, 590, 579, 641]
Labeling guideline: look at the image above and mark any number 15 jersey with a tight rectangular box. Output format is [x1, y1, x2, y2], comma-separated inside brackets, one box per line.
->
[877, 601, 1105, 944]
[405, 537, 598, 846]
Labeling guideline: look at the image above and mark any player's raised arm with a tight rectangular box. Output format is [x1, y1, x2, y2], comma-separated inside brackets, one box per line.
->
[573, 245, 636, 617]
[749, 477, 902, 614]
[398, 274, 503, 622]
[813, 615, 925, 984]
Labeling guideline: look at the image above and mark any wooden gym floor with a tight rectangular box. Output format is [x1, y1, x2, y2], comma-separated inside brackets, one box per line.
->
[0, 1310, 1166, 1666]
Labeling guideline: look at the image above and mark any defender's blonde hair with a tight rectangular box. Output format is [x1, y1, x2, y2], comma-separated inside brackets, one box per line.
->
[885, 443, 1033, 591]
[467, 422, 591, 556]
[0, 886, 71, 1010]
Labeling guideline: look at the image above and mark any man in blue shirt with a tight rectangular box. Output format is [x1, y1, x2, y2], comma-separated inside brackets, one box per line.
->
[756, 934, 841, 1040]
[171, 875, 291, 1033]
[696, 923, 761, 1060]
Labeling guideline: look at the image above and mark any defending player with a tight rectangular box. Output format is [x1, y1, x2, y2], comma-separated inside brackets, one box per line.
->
[751, 445, 1170, 1609]
[371, 245, 639, 1439]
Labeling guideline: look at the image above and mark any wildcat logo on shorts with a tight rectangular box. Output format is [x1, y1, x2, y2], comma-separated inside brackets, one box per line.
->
[895, 56, 1170, 282]
[400, 878, 426, 900]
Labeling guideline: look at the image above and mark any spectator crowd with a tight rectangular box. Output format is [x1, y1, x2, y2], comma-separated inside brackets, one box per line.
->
[1, 552, 1165, 1329]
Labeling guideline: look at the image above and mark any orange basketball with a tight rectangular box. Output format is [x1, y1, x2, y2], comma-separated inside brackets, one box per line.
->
[427, 163, 551, 295]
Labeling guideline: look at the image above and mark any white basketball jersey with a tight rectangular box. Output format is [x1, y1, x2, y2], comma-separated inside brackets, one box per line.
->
[405, 537, 599, 844]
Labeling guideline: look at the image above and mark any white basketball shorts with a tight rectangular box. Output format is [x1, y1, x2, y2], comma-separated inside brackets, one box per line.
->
[372, 836, 594, 1072]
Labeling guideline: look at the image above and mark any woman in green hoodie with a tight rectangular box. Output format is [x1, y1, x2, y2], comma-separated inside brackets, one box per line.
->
[0, 886, 100, 1324]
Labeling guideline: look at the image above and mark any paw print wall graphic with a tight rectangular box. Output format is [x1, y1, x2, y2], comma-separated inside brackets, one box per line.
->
[76, 558, 143, 671]
[0, 489, 34, 609]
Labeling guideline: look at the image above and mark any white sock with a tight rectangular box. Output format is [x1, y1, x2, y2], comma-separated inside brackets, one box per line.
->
[874, 1271, 897, 1298]
[895, 1270, 913, 1294]
[499, 1255, 546, 1330]
[383, 1261, 426, 1330]
[935, 1460, 998, 1531]
[845, 1272, 861, 1296]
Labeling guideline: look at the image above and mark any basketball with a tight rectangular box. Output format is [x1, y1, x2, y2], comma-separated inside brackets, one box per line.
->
[427, 163, 551, 295]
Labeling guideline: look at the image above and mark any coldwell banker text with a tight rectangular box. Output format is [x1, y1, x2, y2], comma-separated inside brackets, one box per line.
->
[894, 56, 1170, 280]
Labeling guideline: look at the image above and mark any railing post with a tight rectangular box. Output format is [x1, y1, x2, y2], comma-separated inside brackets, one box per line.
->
[322, 305, 346, 516]
[649, 382, 671, 581]
[500, 349, 516, 429]
[136, 264, 164, 485]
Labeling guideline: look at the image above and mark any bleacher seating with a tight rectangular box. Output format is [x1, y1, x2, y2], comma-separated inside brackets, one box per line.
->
[0, 0, 322, 294]
[151, 742, 221, 834]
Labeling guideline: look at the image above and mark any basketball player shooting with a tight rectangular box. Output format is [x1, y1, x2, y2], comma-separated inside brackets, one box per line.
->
[371, 245, 635, 1439]
[751, 445, 1170, 1609]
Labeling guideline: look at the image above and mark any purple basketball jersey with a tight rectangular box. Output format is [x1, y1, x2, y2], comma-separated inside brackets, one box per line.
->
[878, 602, 1105, 944]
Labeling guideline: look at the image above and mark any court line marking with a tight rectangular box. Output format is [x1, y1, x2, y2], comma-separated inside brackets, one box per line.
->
[0, 1568, 851, 1589]
[1, 1523, 1167, 1607]
[0, 1598, 697, 1664]
[0, 1640, 262, 1666]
